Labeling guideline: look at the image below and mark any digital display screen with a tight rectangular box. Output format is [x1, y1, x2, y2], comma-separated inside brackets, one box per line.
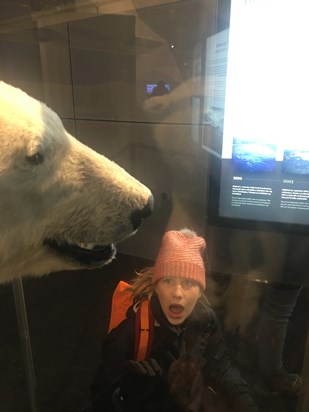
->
[207, 0, 309, 229]
[146, 83, 171, 95]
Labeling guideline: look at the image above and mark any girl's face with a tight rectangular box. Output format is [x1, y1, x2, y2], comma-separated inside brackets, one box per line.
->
[154, 277, 201, 325]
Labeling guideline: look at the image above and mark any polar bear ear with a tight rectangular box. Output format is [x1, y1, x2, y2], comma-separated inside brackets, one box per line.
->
[25, 152, 44, 165]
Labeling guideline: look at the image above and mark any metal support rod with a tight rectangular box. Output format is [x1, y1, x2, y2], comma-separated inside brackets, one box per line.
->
[296, 330, 309, 412]
[12, 278, 38, 412]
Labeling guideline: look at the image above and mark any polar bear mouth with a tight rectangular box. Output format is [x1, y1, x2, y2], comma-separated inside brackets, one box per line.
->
[44, 239, 116, 266]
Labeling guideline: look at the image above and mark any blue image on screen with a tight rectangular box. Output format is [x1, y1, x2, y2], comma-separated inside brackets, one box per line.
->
[232, 137, 277, 172]
[282, 150, 309, 175]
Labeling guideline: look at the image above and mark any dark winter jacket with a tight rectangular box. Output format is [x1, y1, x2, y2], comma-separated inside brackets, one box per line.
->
[91, 296, 258, 412]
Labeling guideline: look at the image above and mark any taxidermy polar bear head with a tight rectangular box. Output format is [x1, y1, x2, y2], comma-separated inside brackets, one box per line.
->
[0, 81, 153, 283]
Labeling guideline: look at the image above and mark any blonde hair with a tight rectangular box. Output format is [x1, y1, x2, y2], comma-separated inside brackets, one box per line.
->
[129, 265, 209, 306]
[129, 267, 155, 304]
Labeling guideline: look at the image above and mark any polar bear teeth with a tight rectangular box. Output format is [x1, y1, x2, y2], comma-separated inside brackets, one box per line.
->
[79, 242, 95, 250]
[43, 238, 116, 266]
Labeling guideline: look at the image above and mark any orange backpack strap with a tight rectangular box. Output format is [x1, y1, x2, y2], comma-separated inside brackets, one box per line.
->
[134, 300, 154, 360]
[108, 281, 133, 333]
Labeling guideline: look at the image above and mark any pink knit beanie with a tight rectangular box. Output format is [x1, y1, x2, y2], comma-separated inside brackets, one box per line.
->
[153, 229, 206, 290]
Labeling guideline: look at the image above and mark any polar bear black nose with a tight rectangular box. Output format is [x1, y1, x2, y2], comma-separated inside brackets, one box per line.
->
[131, 195, 154, 230]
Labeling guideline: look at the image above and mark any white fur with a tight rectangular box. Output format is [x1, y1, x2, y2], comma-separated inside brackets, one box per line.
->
[0, 81, 152, 283]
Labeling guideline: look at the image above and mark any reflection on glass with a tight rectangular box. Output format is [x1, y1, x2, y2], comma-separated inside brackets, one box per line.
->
[0, 1, 307, 412]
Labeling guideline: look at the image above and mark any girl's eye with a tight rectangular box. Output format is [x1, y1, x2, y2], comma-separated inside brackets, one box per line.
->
[162, 278, 174, 285]
[182, 279, 197, 288]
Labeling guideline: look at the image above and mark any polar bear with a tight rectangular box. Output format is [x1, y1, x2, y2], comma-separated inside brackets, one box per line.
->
[0, 81, 153, 283]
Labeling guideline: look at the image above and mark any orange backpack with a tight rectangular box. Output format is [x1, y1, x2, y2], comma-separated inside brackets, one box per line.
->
[108, 281, 154, 360]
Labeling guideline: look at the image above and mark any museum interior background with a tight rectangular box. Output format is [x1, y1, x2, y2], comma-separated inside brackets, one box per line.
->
[0, 0, 308, 411]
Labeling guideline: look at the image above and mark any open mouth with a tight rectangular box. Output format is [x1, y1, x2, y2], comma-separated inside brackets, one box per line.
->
[43, 239, 116, 266]
[169, 304, 184, 317]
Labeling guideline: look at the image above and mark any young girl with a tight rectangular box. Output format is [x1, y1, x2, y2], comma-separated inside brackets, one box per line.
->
[91, 229, 258, 412]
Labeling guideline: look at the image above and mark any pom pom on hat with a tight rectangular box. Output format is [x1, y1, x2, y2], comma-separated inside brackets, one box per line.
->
[153, 229, 206, 290]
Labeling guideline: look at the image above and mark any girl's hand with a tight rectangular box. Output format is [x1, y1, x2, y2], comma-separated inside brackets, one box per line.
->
[126, 358, 162, 377]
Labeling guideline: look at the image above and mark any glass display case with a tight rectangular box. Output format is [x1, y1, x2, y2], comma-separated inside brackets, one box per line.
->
[0, 1, 308, 411]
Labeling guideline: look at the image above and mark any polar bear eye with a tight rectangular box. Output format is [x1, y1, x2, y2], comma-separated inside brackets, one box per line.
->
[25, 152, 44, 165]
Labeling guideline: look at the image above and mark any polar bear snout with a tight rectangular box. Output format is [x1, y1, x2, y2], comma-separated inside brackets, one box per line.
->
[131, 194, 154, 230]
[0, 80, 156, 281]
